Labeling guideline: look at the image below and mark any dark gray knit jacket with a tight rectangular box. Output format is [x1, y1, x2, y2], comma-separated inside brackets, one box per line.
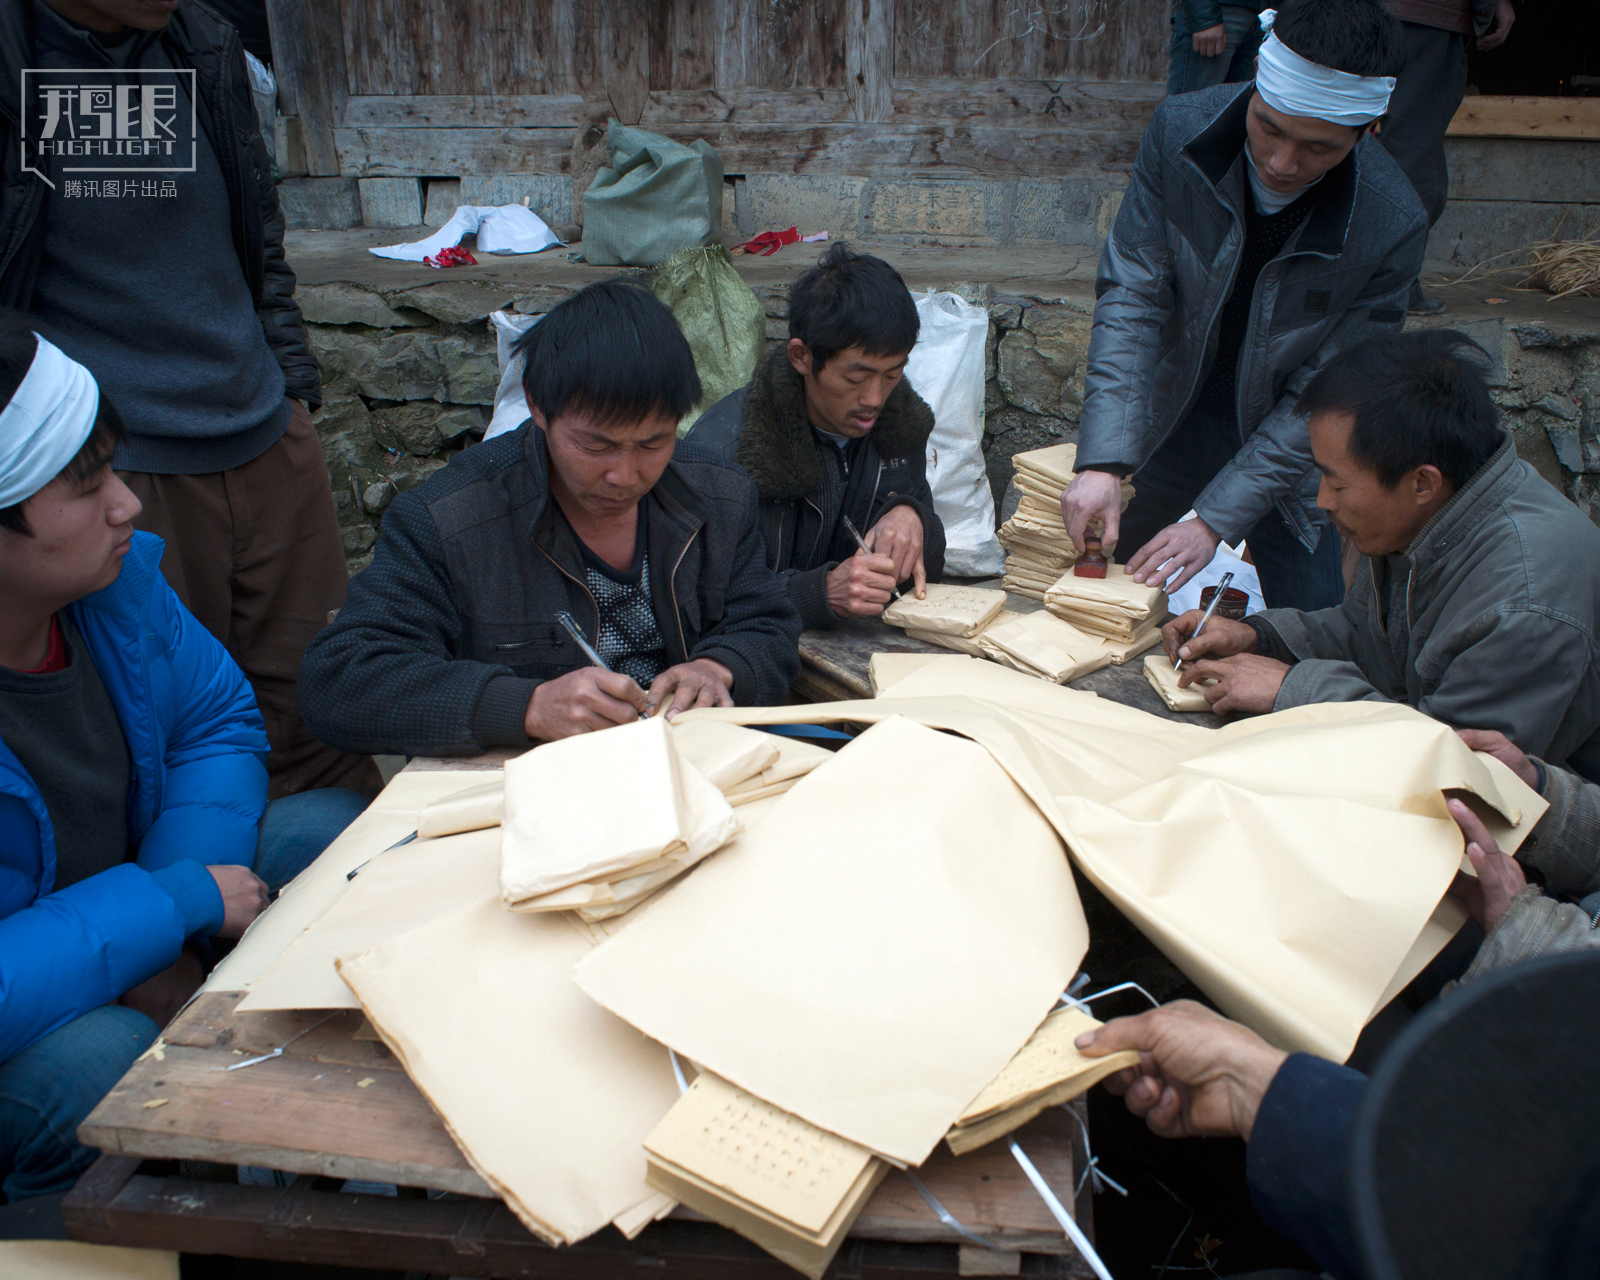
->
[687, 347, 946, 630]
[300, 427, 803, 757]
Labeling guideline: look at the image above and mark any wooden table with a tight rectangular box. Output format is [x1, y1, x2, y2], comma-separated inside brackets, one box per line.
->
[66, 732, 1105, 1277]
[794, 589, 1212, 727]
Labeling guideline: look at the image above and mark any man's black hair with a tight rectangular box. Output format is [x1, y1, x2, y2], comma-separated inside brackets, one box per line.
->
[0, 310, 126, 538]
[514, 279, 701, 431]
[787, 243, 919, 371]
[1271, 0, 1402, 79]
[1300, 329, 1502, 491]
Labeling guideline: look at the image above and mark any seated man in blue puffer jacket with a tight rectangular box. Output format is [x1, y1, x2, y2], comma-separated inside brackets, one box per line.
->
[0, 318, 368, 1201]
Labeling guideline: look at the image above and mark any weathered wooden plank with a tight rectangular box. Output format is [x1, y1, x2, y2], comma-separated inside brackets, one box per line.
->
[894, 0, 1164, 83]
[849, 0, 897, 123]
[1446, 95, 1600, 141]
[650, 0, 719, 93]
[334, 121, 1146, 178]
[264, 0, 348, 176]
[343, 94, 587, 128]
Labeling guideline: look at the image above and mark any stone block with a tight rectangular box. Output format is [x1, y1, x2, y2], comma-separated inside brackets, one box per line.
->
[278, 177, 360, 231]
[1443, 139, 1600, 205]
[512, 284, 581, 315]
[371, 402, 486, 456]
[1011, 181, 1062, 244]
[982, 407, 1072, 507]
[309, 327, 498, 405]
[1546, 423, 1585, 473]
[1053, 174, 1127, 246]
[1426, 200, 1600, 267]
[997, 304, 1092, 420]
[359, 177, 424, 228]
[742, 174, 866, 239]
[296, 282, 429, 328]
[423, 178, 462, 227]
[313, 393, 382, 485]
[386, 281, 520, 325]
[459, 174, 573, 223]
[866, 181, 1008, 243]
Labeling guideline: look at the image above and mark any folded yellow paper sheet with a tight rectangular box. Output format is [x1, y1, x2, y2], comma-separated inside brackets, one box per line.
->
[1143, 654, 1216, 712]
[977, 611, 1116, 684]
[670, 719, 780, 791]
[418, 780, 504, 838]
[882, 584, 1007, 638]
[337, 898, 682, 1247]
[576, 715, 1089, 1166]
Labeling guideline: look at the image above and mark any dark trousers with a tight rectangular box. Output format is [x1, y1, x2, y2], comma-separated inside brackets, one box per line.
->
[1379, 22, 1469, 228]
[1167, 4, 1263, 96]
[1119, 410, 1346, 612]
[120, 400, 383, 800]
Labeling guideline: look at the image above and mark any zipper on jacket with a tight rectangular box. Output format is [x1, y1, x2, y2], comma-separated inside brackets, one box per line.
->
[534, 543, 603, 654]
[803, 496, 827, 567]
[667, 528, 700, 663]
[1173, 153, 1249, 435]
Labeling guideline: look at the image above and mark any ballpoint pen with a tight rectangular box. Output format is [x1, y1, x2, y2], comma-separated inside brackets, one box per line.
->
[840, 514, 902, 602]
[1174, 570, 1234, 675]
[556, 610, 650, 720]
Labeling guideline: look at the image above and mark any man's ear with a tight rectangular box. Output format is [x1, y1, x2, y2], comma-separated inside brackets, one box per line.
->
[1412, 463, 1447, 506]
[525, 395, 548, 433]
[786, 338, 814, 380]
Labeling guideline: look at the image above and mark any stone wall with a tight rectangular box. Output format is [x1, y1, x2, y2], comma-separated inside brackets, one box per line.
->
[305, 275, 1600, 576]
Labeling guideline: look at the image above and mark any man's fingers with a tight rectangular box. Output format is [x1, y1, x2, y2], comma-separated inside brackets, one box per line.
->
[911, 555, 927, 599]
[1076, 1011, 1162, 1059]
[1447, 797, 1501, 858]
[1101, 503, 1120, 554]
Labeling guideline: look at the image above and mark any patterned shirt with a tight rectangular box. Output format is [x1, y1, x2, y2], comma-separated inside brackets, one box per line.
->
[569, 505, 670, 688]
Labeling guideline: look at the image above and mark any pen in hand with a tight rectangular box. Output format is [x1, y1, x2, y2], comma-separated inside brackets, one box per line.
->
[555, 610, 650, 720]
[840, 514, 902, 602]
[1174, 570, 1234, 675]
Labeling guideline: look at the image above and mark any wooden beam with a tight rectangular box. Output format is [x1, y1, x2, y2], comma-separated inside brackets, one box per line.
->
[848, 0, 896, 123]
[1446, 96, 1600, 140]
[264, 0, 348, 176]
[343, 95, 587, 129]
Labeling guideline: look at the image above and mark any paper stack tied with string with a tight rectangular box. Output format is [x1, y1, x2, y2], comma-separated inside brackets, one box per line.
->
[1143, 653, 1216, 713]
[944, 1006, 1140, 1155]
[500, 716, 742, 921]
[1043, 563, 1168, 645]
[644, 1071, 889, 1280]
[999, 443, 1134, 599]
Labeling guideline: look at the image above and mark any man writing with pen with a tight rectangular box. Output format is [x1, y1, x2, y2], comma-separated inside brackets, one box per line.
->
[298, 281, 803, 753]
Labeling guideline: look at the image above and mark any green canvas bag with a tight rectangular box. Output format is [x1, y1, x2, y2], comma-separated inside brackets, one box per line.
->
[582, 121, 724, 267]
[650, 246, 765, 435]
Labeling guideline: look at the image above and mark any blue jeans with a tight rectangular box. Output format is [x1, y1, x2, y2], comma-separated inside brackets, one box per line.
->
[1118, 408, 1346, 612]
[0, 788, 368, 1201]
[1167, 5, 1262, 96]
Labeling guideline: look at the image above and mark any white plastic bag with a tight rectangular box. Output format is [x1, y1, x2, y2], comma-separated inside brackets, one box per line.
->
[370, 206, 563, 262]
[484, 310, 539, 441]
[904, 292, 1004, 577]
[1163, 520, 1267, 616]
[242, 50, 276, 165]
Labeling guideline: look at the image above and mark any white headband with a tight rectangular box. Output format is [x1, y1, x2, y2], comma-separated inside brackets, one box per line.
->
[1255, 9, 1395, 127]
[0, 335, 100, 509]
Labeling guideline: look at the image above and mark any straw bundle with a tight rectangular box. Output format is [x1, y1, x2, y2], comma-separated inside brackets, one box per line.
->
[1522, 237, 1600, 300]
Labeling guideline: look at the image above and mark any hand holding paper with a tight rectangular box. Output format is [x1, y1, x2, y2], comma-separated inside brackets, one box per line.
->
[1182, 654, 1291, 715]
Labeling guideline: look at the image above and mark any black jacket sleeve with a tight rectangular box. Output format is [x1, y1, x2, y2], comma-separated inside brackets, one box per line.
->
[298, 490, 536, 756]
[690, 478, 804, 706]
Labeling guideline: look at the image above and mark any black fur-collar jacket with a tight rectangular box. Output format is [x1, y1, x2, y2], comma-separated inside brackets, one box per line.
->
[686, 347, 946, 630]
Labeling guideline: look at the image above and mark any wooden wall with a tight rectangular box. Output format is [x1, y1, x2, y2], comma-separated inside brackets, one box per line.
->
[267, 0, 1168, 181]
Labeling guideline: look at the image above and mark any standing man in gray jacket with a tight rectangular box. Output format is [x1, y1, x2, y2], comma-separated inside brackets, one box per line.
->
[1061, 0, 1427, 611]
[1166, 330, 1600, 783]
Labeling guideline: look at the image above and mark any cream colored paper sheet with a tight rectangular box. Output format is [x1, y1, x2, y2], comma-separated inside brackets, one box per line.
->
[418, 780, 504, 837]
[680, 659, 1545, 1061]
[576, 715, 1088, 1166]
[904, 626, 988, 657]
[238, 825, 502, 1011]
[500, 718, 737, 905]
[868, 652, 948, 696]
[0, 1241, 179, 1280]
[671, 719, 781, 790]
[1043, 565, 1168, 642]
[1143, 654, 1216, 712]
[882, 584, 1007, 638]
[337, 897, 681, 1247]
[209, 768, 499, 997]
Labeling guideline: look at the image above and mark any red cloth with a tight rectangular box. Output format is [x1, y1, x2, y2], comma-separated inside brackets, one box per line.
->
[423, 246, 478, 269]
[11, 616, 66, 674]
[739, 227, 801, 257]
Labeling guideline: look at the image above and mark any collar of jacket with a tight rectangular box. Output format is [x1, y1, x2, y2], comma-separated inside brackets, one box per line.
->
[733, 346, 935, 503]
[1401, 433, 1521, 565]
[518, 423, 707, 570]
[1182, 82, 1362, 259]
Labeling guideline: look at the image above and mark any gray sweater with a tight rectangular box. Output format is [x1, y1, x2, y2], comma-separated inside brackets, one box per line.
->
[1460, 760, 1600, 983]
[27, 2, 289, 474]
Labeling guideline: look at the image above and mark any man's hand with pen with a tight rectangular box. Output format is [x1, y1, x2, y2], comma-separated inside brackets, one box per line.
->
[826, 506, 928, 619]
[1160, 611, 1290, 717]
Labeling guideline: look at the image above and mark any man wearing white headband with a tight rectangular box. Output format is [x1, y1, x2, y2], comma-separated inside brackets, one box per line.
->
[0, 318, 366, 1200]
[1062, 0, 1426, 612]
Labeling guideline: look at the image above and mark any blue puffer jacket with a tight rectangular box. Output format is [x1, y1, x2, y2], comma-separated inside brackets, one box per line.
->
[0, 532, 269, 1062]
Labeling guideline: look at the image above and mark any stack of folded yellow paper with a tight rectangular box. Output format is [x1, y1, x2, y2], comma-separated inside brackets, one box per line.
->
[945, 1006, 1141, 1155]
[1044, 564, 1168, 644]
[1143, 653, 1217, 712]
[721, 735, 834, 805]
[975, 610, 1117, 684]
[500, 717, 741, 921]
[881, 584, 1008, 656]
[644, 1072, 889, 1280]
[999, 443, 1134, 599]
